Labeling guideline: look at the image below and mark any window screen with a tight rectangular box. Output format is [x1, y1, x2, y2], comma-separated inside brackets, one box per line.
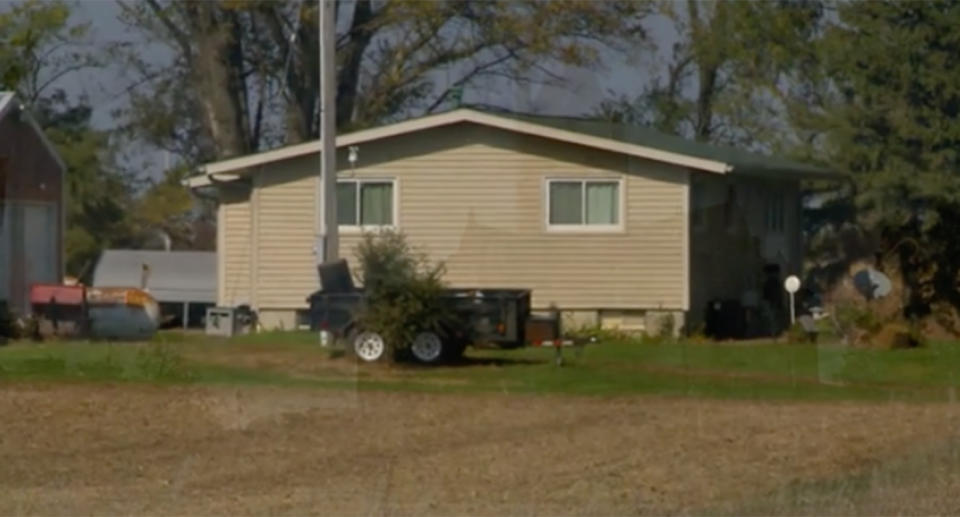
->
[548, 180, 620, 226]
[337, 180, 393, 227]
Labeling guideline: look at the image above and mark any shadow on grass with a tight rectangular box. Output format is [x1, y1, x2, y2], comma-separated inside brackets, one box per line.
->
[370, 355, 546, 371]
[444, 355, 546, 368]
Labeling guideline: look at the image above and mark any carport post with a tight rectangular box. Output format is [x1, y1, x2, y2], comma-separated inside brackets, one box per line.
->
[182, 302, 189, 329]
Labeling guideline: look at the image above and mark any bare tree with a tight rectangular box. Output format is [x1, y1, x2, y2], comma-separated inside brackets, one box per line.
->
[113, 0, 653, 163]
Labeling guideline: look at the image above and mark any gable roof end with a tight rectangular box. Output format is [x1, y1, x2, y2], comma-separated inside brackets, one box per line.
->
[185, 108, 838, 188]
[0, 91, 68, 173]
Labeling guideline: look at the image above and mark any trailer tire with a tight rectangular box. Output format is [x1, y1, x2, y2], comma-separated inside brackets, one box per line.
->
[411, 331, 444, 364]
[348, 329, 388, 362]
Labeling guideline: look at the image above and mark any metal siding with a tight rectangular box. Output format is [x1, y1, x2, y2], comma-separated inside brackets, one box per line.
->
[92, 250, 216, 303]
[0, 203, 8, 302]
[0, 113, 63, 204]
[0, 107, 64, 313]
[24, 203, 56, 284]
[1, 201, 56, 314]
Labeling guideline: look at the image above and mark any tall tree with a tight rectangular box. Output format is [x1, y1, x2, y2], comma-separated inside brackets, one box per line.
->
[792, 1, 960, 319]
[0, 0, 100, 101]
[112, 0, 653, 164]
[1, 0, 139, 278]
[133, 165, 215, 251]
[36, 95, 139, 278]
[596, 0, 823, 148]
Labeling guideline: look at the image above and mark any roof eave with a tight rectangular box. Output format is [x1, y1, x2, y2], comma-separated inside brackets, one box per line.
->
[187, 108, 736, 189]
[731, 164, 846, 181]
[183, 170, 250, 188]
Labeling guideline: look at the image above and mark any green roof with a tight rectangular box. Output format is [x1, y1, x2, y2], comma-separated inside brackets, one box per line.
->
[473, 107, 839, 180]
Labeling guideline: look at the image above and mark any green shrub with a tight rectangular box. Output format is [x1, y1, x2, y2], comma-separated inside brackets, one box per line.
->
[353, 231, 456, 359]
[656, 313, 676, 340]
[786, 321, 816, 344]
[907, 320, 927, 348]
[683, 320, 706, 339]
[565, 324, 636, 343]
[0, 303, 12, 344]
[834, 302, 883, 335]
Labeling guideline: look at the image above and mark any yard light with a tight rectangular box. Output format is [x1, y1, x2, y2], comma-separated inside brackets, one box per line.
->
[784, 275, 801, 326]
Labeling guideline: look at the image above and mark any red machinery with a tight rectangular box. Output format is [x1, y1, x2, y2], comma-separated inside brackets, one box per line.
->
[29, 284, 159, 340]
[29, 284, 86, 338]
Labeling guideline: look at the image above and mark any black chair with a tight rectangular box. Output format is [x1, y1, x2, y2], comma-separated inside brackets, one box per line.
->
[317, 259, 356, 293]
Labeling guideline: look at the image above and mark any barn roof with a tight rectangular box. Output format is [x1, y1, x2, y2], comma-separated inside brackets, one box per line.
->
[92, 249, 216, 304]
[0, 91, 67, 172]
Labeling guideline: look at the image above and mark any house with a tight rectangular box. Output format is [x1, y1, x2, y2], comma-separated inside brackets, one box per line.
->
[92, 249, 216, 328]
[0, 92, 65, 317]
[186, 108, 841, 335]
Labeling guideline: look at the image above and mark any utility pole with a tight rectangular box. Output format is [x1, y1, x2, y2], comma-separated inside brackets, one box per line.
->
[316, 0, 338, 264]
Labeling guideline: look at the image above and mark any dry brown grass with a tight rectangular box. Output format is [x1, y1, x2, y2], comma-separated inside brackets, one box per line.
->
[726, 434, 960, 515]
[2, 384, 960, 516]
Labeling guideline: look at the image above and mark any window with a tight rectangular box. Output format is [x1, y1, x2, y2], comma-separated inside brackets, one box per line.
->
[765, 191, 785, 233]
[336, 179, 395, 229]
[547, 179, 621, 230]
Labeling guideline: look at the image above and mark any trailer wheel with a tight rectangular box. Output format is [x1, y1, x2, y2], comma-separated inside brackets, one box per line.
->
[351, 331, 387, 362]
[411, 331, 444, 364]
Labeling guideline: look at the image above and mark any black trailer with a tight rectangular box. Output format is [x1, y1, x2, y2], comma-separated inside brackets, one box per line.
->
[307, 260, 536, 363]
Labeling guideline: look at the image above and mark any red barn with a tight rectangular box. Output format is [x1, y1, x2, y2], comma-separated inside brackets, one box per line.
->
[0, 92, 66, 317]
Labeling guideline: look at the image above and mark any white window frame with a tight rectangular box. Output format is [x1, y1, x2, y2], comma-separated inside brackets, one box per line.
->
[336, 178, 399, 233]
[545, 178, 625, 233]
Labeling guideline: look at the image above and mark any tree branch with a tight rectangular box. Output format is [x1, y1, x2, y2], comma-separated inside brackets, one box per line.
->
[136, 0, 193, 60]
[425, 50, 516, 113]
[33, 64, 94, 99]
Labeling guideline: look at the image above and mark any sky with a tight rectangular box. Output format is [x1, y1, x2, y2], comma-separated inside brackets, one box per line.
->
[68, 0, 172, 129]
[60, 0, 679, 177]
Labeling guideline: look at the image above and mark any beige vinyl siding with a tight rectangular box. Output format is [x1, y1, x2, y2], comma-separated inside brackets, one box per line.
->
[254, 157, 319, 309]
[219, 188, 252, 306]
[338, 125, 688, 310]
[228, 123, 688, 316]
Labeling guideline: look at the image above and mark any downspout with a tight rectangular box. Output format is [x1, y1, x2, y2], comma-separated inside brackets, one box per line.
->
[249, 166, 261, 327]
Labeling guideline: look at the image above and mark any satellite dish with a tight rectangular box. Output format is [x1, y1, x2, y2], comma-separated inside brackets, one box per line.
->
[784, 275, 801, 294]
[853, 267, 892, 300]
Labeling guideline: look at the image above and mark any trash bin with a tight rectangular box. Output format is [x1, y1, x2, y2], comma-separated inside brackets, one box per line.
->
[704, 298, 746, 340]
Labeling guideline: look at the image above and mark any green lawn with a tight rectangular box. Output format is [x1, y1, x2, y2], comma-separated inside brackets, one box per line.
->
[3, 332, 960, 401]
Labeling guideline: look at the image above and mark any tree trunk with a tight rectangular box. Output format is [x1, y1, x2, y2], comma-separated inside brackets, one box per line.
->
[336, 0, 377, 129]
[189, 2, 249, 158]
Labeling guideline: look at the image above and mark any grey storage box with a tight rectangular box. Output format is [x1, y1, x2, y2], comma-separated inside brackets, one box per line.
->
[205, 307, 238, 337]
